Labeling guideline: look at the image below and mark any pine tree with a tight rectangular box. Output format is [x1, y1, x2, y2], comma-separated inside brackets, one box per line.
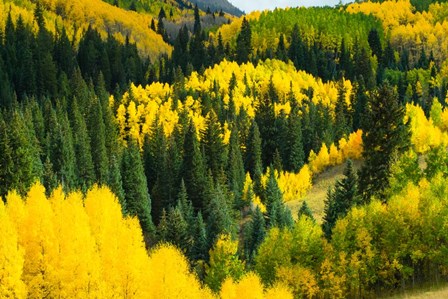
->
[227, 125, 245, 205]
[70, 98, 95, 190]
[108, 153, 126, 213]
[286, 109, 305, 172]
[193, 4, 201, 35]
[246, 207, 266, 262]
[0, 115, 14, 199]
[334, 79, 351, 141]
[276, 34, 288, 61]
[323, 159, 359, 238]
[181, 121, 207, 210]
[201, 111, 227, 179]
[206, 183, 236, 247]
[358, 84, 410, 203]
[121, 139, 154, 234]
[256, 79, 278, 168]
[298, 201, 315, 222]
[191, 211, 208, 261]
[265, 167, 293, 229]
[236, 17, 252, 64]
[166, 206, 189, 252]
[245, 121, 263, 194]
[88, 83, 109, 185]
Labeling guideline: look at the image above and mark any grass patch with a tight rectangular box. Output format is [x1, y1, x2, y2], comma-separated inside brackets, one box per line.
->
[286, 160, 363, 223]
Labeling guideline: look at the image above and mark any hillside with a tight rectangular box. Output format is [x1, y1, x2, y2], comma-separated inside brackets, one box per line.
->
[189, 0, 243, 16]
[0, 0, 171, 60]
[2, 0, 448, 298]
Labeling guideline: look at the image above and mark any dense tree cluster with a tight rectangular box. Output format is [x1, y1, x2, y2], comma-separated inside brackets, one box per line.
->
[2, 0, 448, 297]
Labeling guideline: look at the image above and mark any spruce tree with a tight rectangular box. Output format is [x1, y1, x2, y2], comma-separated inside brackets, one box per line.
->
[298, 201, 315, 222]
[206, 183, 236, 247]
[358, 84, 410, 203]
[121, 139, 154, 234]
[323, 159, 359, 238]
[181, 121, 207, 210]
[108, 153, 126, 213]
[245, 121, 263, 194]
[0, 115, 14, 199]
[264, 167, 293, 229]
[236, 17, 252, 64]
[246, 207, 266, 262]
[88, 85, 109, 185]
[286, 109, 305, 172]
[201, 111, 227, 179]
[192, 211, 208, 261]
[226, 125, 245, 205]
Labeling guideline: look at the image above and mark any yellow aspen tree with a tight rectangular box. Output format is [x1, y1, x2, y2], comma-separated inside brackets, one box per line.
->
[84, 186, 151, 298]
[49, 188, 103, 298]
[0, 200, 26, 298]
[20, 183, 59, 299]
[148, 244, 214, 299]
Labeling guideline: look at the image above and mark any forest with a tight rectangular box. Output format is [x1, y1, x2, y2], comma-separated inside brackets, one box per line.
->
[1, 0, 448, 298]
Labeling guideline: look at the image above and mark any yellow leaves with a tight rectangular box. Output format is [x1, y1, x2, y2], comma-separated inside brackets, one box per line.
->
[148, 244, 213, 299]
[276, 265, 320, 299]
[405, 103, 448, 153]
[347, 0, 448, 64]
[221, 272, 264, 299]
[1, 0, 171, 60]
[310, 143, 330, 173]
[2, 183, 218, 298]
[0, 200, 26, 299]
[264, 283, 294, 299]
[277, 166, 312, 202]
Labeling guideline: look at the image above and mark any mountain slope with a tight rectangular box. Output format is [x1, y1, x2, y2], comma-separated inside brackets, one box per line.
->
[0, 0, 171, 60]
[189, 0, 243, 16]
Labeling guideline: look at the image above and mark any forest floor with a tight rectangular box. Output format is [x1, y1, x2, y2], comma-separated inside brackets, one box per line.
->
[286, 160, 363, 223]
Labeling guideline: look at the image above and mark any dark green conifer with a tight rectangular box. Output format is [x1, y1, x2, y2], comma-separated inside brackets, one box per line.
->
[358, 84, 410, 203]
[121, 139, 154, 234]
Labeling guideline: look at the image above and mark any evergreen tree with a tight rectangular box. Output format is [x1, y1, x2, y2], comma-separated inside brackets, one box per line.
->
[334, 79, 351, 141]
[246, 207, 266, 262]
[166, 206, 189, 252]
[286, 108, 305, 172]
[181, 121, 207, 210]
[192, 211, 208, 261]
[0, 115, 14, 199]
[89, 79, 109, 184]
[70, 98, 95, 190]
[368, 29, 382, 62]
[121, 139, 154, 234]
[323, 160, 359, 238]
[226, 125, 245, 205]
[50, 107, 77, 192]
[264, 167, 293, 229]
[201, 111, 227, 179]
[358, 84, 410, 203]
[245, 121, 263, 194]
[256, 79, 278, 168]
[236, 17, 252, 64]
[298, 201, 315, 222]
[193, 4, 201, 35]
[206, 183, 236, 247]
[276, 34, 288, 61]
[108, 153, 126, 212]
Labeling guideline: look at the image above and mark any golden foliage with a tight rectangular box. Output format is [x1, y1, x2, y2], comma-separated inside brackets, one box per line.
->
[347, 0, 448, 65]
[1, 183, 212, 298]
[0, 0, 171, 60]
[405, 103, 448, 153]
